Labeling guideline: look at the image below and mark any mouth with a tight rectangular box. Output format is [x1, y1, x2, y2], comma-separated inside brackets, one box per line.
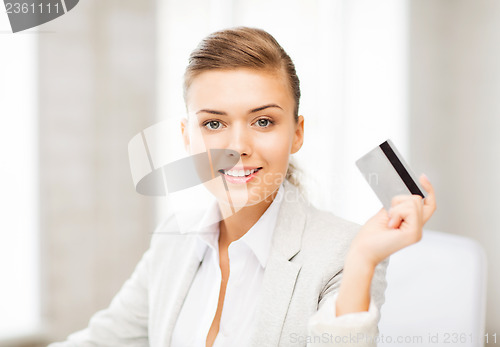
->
[217, 167, 263, 184]
[218, 167, 262, 177]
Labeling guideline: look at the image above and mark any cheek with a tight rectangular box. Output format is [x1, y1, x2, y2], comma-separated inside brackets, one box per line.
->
[195, 135, 226, 154]
[187, 125, 219, 153]
[256, 131, 292, 166]
[190, 136, 207, 153]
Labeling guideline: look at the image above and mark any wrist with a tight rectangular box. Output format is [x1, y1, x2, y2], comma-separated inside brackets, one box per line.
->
[336, 253, 376, 316]
[335, 237, 383, 316]
[345, 246, 379, 272]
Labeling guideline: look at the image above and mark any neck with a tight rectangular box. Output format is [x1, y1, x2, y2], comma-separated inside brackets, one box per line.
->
[218, 188, 279, 248]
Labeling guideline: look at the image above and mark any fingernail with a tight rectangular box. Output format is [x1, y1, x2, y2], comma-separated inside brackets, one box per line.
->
[422, 173, 430, 182]
[388, 218, 394, 228]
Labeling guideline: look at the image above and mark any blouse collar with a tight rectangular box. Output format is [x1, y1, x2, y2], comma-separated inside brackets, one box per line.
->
[194, 182, 285, 268]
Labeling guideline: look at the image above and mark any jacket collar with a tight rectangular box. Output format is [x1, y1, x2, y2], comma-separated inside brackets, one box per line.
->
[248, 179, 308, 346]
[268, 179, 308, 260]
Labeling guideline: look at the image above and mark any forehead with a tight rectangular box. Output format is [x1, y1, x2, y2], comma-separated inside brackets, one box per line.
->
[186, 68, 294, 114]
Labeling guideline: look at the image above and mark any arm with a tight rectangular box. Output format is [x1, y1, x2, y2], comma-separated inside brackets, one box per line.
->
[307, 174, 436, 346]
[335, 250, 375, 316]
[307, 257, 388, 347]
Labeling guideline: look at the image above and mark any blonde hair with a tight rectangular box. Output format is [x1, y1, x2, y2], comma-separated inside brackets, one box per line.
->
[183, 27, 303, 187]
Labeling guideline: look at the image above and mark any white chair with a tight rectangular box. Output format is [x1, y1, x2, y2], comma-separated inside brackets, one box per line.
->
[378, 230, 487, 347]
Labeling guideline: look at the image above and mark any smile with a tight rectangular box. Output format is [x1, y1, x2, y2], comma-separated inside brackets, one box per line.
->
[218, 167, 262, 184]
[220, 167, 261, 177]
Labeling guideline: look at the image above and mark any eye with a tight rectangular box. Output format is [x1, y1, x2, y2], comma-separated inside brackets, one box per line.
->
[255, 118, 273, 128]
[203, 120, 223, 130]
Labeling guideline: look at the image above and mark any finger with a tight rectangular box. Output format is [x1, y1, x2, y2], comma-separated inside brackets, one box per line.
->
[390, 194, 419, 208]
[389, 197, 423, 225]
[419, 174, 437, 222]
[419, 173, 434, 193]
[370, 207, 390, 224]
[391, 194, 409, 207]
[387, 203, 423, 242]
[389, 195, 423, 218]
[387, 201, 418, 229]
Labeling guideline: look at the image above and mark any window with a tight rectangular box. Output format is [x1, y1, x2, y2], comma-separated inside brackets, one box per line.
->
[0, 15, 40, 339]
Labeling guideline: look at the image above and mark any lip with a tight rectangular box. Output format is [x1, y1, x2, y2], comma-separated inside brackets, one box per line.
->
[218, 167, 262, 184]
[220, 166, 262, 171]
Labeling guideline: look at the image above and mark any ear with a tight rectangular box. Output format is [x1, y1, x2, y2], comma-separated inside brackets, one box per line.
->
[291, 115, 304, 154]
[180, 117, 190, 153]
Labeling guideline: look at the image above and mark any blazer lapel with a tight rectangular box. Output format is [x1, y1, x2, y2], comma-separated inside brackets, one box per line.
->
[249, 180, 307, 346]
[162, 238, 203, 346]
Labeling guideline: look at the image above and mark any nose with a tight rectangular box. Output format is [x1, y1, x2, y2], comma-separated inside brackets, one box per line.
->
[227, 122, 252, 157]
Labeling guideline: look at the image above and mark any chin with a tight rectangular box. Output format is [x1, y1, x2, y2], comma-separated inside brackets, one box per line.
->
[203, 179, 277, 209]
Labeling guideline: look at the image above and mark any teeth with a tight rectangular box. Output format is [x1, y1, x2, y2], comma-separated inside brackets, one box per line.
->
[223, 168, 259, 177]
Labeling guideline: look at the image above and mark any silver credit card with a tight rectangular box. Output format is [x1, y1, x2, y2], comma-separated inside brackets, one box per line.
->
[355, 139, 426, 210]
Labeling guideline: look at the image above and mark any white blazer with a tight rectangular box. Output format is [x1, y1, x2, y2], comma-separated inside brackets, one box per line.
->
[49, 179, 388, 347]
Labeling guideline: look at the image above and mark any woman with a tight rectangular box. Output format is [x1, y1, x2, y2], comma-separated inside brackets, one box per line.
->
[50, 27, 436, 347]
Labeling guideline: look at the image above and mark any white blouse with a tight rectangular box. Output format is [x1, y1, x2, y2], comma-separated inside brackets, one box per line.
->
[171, 183, 285, 347]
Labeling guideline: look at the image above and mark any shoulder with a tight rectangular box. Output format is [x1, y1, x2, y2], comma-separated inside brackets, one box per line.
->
[305, 203, 361, 237]
[146, 210, 203, 262]
[300, 202, 361, 261]
[280, 179, 362, 258]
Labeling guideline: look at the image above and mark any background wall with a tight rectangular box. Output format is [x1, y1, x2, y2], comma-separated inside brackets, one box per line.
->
[37, 0, 157, 342]
[409, 0, 500, 335]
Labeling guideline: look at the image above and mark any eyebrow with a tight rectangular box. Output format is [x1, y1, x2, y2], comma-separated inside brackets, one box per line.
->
[195, 103, 283, 116]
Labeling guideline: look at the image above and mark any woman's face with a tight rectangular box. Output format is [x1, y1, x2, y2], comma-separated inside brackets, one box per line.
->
[181, 68, 304, 210]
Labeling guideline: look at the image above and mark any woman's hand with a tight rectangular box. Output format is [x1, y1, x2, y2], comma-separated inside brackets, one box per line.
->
[336, 174, 436, 316]
[349, 174, 437, 269]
